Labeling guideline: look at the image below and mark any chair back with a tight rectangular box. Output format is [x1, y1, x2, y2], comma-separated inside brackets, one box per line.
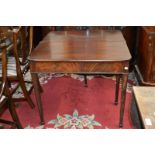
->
[12, 26, 33, 65]
[0, 26, 33, 61]
[0, 42, 7, 100]
[0, 26, 33, 63]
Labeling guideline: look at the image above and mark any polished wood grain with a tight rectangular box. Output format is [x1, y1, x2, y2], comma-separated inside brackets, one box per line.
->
[133, 86, 155, 129]
[31, 31, 130, 62]
[137, 26, 155, 85]
[29, 30, 131, 127]
[30, 61, 129, 74]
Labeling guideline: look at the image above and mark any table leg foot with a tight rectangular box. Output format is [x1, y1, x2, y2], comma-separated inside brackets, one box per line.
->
[119, 123, 123, 128]
[114, 101, 118, 105]
[40, 121, 45, 125]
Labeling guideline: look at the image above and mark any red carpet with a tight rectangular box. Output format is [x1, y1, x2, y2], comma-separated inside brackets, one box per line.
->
[2, 75, 133, 129]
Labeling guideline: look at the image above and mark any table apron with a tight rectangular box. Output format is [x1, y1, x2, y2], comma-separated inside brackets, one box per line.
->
[30, 61, 129, 74]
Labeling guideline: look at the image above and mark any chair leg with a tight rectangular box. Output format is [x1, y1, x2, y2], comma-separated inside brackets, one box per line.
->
[84, 75, 88, 87]
[36, 75, 43, 93]
[18, 76, 35, 108]
[8, 100, 23, 129]
[31, 73, 45, 125]
[8, 81, 11, 88]
[114, 75, 121, 105]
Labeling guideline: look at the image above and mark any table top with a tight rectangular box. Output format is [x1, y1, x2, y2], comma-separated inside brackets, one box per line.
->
[133, 86, 155, 129]
[30, 30, 131, 62]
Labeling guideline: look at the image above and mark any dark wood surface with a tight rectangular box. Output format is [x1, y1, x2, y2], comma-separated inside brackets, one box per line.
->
[29, 30, 131, 127]
[122, 26, 138, 71]
[31, 30, 130, 62]
[133, 86, 155, 129]
[137, 26, 155, 85]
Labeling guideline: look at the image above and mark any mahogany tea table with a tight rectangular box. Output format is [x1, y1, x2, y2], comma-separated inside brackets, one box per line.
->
[29, 30, 131, 127]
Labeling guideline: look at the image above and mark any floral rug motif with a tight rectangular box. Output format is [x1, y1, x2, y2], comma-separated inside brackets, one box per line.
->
[25, 109, 102, 129]
[47, 109, 102, 129]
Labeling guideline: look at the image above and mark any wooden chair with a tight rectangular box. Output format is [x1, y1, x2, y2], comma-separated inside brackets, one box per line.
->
[0, 42, 22, 128]
[0, 26, 37, 109]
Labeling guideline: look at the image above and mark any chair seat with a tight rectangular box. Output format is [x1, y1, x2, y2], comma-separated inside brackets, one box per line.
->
[0, 57, 29, 77]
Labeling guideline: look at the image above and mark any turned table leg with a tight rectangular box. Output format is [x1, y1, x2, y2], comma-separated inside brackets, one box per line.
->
[119, 74, 128, 128]
[114, 74, 121, 105]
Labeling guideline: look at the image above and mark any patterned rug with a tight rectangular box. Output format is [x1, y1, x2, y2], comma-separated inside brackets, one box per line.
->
[1, 72, 135, 129]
